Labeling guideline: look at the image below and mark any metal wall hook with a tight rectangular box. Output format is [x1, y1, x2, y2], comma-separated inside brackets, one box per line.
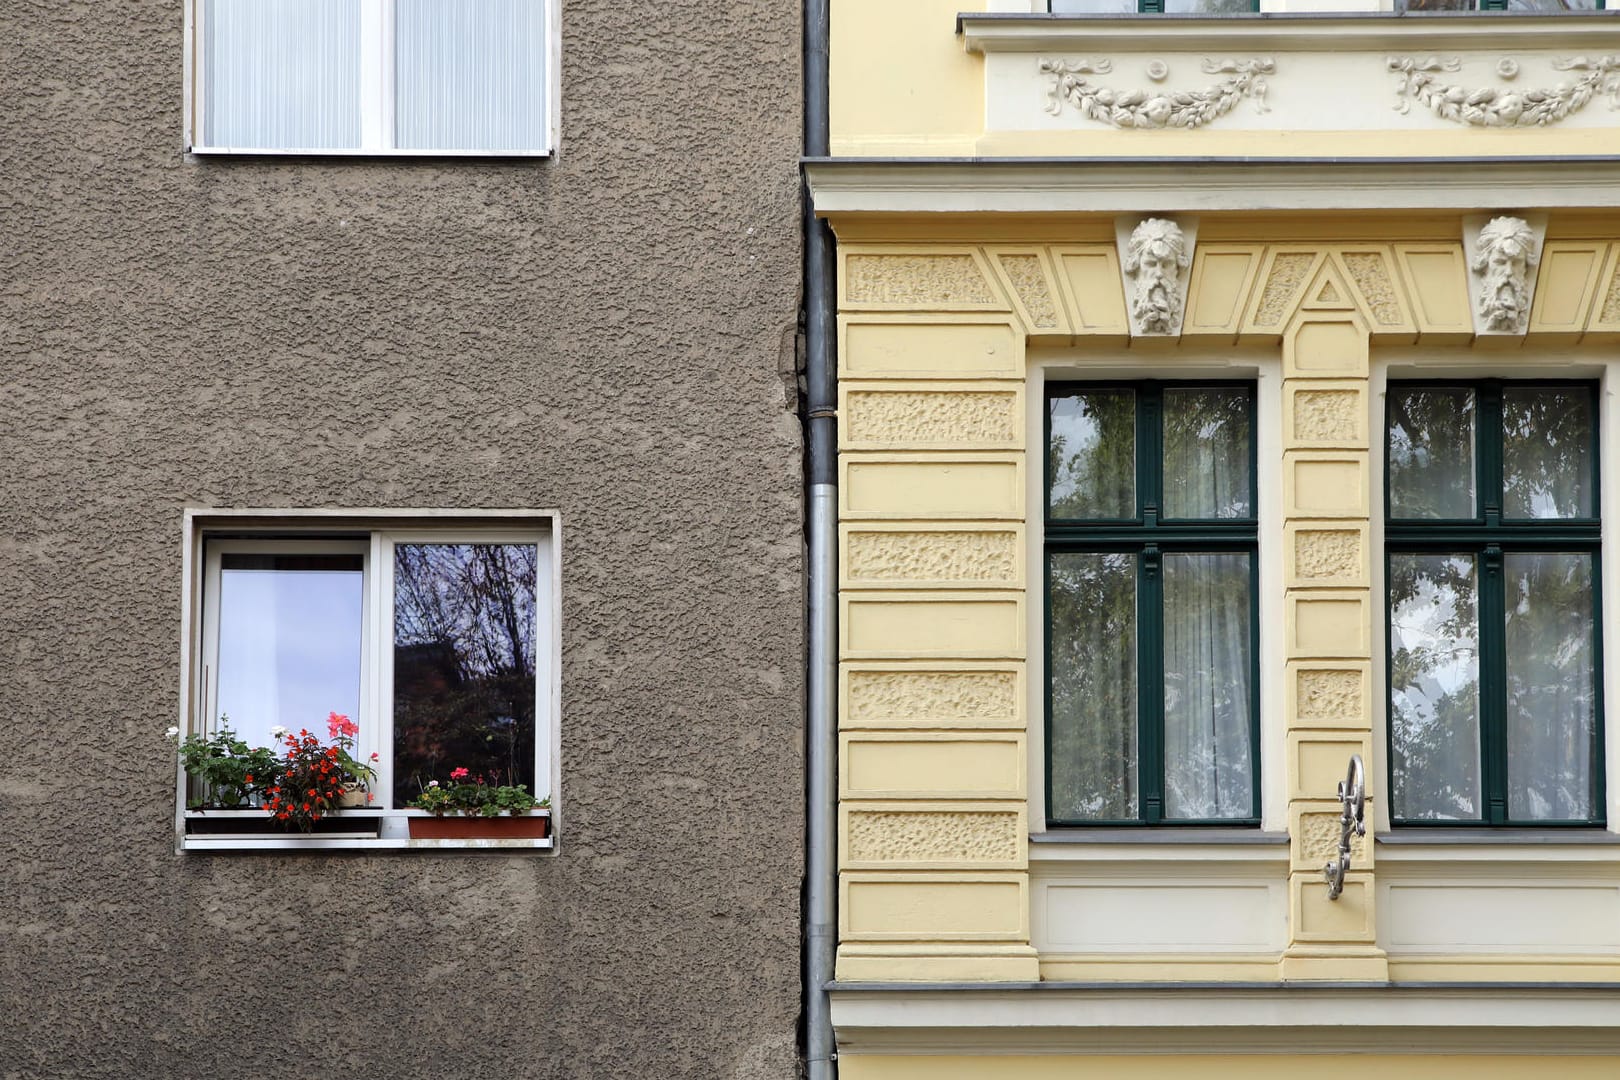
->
[1323, 753, 1366, 901]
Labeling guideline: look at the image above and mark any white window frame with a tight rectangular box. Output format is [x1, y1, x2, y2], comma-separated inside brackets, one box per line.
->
[183, 0, 560, 157]
[176, 508, 562, 852]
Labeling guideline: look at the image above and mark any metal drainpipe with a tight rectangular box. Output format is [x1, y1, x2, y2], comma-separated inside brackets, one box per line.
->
[803, 0, 837, 1074]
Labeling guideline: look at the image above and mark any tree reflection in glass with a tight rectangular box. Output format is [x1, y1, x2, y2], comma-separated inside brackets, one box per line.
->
[392, 543, 538, 807]
[1388, 387, 1476, 520]
[1390, 553, 1481, 820]
[1506, 552, 1598, 820]
[1503, 388, 1593, 520]
[1049, 390, 1136, 520]
[1163, 388, 1251, 520]
[1049, 552, 1138, 820]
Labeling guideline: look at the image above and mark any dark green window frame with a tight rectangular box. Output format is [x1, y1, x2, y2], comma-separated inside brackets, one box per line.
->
[1044, 380, 1261, 826]
[1385, 378, 1606, 827]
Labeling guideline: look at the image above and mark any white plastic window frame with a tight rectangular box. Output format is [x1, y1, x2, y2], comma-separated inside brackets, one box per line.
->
[182, 0, 561, 157]
[176, 508, 561, 852]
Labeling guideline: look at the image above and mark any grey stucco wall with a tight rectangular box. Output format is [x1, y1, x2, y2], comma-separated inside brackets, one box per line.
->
[0, 2, 805, 1077]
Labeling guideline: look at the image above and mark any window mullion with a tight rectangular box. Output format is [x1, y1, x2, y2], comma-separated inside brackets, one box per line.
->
[1481, 382, 1503, 529]
[1481, 543, 1508, 825]
[359, 0, 391, 151]
[1140, 544, 1164, 824]
[1140, 383, 1162, 529]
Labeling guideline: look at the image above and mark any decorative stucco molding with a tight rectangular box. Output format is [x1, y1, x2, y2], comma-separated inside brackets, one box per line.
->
[1040, 58, 1273, 129]
[1120, 218, 1193, 336]
[1467, 215, 1542, 334]
[1388, 55, 1620, 127]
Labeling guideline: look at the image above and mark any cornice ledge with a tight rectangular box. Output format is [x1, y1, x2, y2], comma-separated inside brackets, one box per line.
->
[960, 12, 1620, 56]
[804, 157, 1620, 214]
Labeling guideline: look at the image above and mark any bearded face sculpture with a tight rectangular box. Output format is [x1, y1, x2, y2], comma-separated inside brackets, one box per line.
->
[1124, 218, 1190, 335]
[1472, 216, 1539, 333]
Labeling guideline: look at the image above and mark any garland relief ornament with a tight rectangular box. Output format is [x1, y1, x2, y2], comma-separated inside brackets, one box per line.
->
[1388, 55, 1620, 127]
[1041, 58, 1274, 129]
[1124, 219, 1190, 336]
[1472, 216, 1540, 334]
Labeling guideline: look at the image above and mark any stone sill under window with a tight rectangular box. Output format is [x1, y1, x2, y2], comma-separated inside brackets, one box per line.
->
[178, 809, 555, 854]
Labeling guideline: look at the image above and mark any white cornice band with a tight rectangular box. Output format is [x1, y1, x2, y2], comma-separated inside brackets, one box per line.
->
[804, 158, 1620, 215]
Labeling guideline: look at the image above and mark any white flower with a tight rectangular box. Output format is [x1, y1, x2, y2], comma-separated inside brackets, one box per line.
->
[270, 725, 288, 739]
[428, 780, 440, 788]
[164, 726, 180, 739]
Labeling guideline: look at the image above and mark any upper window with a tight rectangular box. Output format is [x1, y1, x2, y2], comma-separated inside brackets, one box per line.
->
[187, 0, 555, 155]
[1045, 382, 1259, 826]
[1385, 382, 1604, 826]
[179, 515, 556, 847]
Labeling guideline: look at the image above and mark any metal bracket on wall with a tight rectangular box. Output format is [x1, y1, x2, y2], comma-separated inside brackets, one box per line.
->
[1323, 754, 1366, 901]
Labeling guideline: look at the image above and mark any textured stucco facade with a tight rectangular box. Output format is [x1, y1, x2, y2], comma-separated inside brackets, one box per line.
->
[0, 2, 804, 1077]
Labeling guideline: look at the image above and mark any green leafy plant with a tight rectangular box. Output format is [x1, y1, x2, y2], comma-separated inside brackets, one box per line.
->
[169, 721, 280, 809]
[409, 766, 547, 818]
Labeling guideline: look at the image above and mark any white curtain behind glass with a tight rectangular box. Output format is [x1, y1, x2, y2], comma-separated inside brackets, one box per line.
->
[204, 0, 361, 149]
[1162, 553, 1252, 819]
[395, 0, 549, 151]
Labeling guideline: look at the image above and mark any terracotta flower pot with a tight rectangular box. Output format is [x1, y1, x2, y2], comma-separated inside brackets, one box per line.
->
[407, 814, 550, 840]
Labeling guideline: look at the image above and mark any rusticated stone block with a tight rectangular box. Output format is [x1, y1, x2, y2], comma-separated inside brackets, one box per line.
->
[845, 810, 1022, 865]
[846, 669, 1019, 726]
[1340, 251, 1404, 327]
[1294, 529, 1362, 580]
[845, 254, 997, 306]
[844, 390, 1018, 448]
[1297, 669, 1363, 723]
[846, 530, 1017, 585]
[1254, 252, 1316, 327]
[1292, 389, 1360, 445]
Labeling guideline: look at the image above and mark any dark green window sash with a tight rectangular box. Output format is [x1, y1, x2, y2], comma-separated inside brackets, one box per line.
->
[1385, 379, 1605, 828]
[1045, 381, 1260, 827]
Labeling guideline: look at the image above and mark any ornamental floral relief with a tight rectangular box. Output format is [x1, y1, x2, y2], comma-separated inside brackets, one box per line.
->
[1041, 57, 1274, 130]
[1388, 55, 1620, 127]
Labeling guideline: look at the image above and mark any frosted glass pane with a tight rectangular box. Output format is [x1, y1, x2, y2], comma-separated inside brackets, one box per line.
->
[1049, 390, 1136, 519]
[395, 0, 550, 151]
[204, 0, 361, 149]
[1163, 388, 1251, 520]
[1049, 553, 1138, 821]
[1503, 387, 1594, 520]
[1388, 386, 1476, 520]
[1506, 553, 1599, 821]
[392, 543, 538, 807]
[1163, 553, 1253, 820]
[1389, 553, 1481, 820]
[216, 554, 364, 754]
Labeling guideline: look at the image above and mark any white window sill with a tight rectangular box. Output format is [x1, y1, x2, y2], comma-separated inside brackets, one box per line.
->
[187, 146, 553, 158]
[178, 809, 554, 854]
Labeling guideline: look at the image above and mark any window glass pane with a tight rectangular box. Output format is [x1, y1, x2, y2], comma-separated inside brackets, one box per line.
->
[392, 543, 538, 807]
[216, 553, 364, 753]
[1049, 0, 1138, 12]
[1163, 388, 1251, 519]
[1503, 387, 1594, 520]
[1503, 0, 1601, 8]
[1162, 553, 1253, 819]
[204, 0, 361, 149]
[395, 0, 549, 151]
[1395, 0, 1474, 8]
[1388, 386, 1477, 519]
[1505, 552, 1599, 820]
[1049, 553, 1138, 821]
[1049, 390, 1136, 519]
[1163, 0, 1254, 10]
[1390, 553, 1482, 820]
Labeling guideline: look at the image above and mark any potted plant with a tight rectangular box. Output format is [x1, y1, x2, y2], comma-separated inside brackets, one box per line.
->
[407, 767, 550, 839]
[263, 713, 378, 832]
[170, 721, 280, 809]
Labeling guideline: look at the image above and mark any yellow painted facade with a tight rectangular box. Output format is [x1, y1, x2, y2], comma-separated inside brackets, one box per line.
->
[817, 0, 1620, 1070]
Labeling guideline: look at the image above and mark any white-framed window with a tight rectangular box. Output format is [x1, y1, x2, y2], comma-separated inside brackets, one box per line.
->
[177, 510, 560, 850]
[184, 0, 558, 156]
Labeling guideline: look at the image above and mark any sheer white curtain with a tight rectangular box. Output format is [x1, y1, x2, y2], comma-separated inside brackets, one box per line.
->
[204, 0, 361, 149]
[395, 0, 549, 151]
[1162, 553, 1252, 819]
